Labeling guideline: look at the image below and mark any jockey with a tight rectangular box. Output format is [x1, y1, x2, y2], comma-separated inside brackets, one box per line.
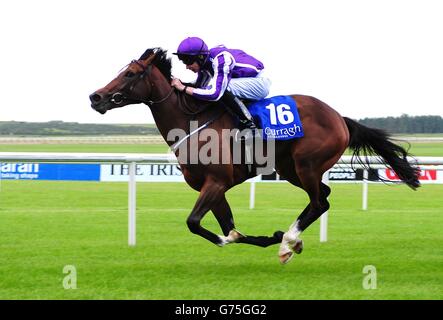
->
[171, 36, 271, 131]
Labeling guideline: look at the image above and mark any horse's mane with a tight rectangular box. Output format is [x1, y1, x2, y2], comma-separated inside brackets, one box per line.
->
[139, 48, 172, 80]
[139, 47, 215, 116]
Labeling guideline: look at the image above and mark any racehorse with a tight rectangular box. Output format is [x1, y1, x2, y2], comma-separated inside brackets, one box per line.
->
[90, 48, 420, 264]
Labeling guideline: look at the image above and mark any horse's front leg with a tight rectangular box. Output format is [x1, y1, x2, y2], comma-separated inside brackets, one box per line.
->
[211, 195, 245, 246]
[187, 179, 235, 246]
[211, 195, 284, 248]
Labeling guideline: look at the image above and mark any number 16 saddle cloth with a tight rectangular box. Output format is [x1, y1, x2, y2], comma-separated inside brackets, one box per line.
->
[248, 95, 304, 140]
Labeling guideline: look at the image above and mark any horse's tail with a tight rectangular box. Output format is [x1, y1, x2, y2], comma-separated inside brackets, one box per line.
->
[343, 117, 420, 190]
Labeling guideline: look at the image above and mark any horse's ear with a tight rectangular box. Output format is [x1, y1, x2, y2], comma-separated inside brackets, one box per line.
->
[139, 48, 159, 64]
[138, 52, 156, 68]
[145, 54, 156, 64]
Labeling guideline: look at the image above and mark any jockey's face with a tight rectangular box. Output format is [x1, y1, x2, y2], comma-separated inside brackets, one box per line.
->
[186, 61, 200, 73]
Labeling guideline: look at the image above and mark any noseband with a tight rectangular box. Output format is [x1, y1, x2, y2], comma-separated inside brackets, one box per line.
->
[111, 59, 173, 106]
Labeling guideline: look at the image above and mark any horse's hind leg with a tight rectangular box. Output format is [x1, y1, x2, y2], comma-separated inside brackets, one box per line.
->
[291, 182, 331, 224]
[278, 164, 330, 264]
[297, 182, 330, 229]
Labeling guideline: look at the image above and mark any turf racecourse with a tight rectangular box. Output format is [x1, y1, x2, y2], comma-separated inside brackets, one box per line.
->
[0, 136, 443, 156]
[0, 180, 442, 300]
[1, 138, 442, 299]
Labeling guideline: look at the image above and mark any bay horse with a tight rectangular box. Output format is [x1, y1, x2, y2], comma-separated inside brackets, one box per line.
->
[89, 48, 420, 264]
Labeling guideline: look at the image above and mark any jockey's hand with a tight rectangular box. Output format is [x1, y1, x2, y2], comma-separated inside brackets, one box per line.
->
[171, 78, 185, 92]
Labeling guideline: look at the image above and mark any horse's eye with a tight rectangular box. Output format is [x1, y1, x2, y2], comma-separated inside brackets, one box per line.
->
[125, 71, 135, 78]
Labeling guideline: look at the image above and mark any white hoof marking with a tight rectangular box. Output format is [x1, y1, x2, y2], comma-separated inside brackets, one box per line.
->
[217, 229, 245, 246]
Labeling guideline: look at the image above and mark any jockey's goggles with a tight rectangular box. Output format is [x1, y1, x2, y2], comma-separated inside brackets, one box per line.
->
[177, 54, 197, 66]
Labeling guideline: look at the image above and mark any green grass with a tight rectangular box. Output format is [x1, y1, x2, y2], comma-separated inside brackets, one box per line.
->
[1, 140, 442, 156]
[398, 142, 443, 157]
[0, 138, 442, 299]
[0, 143, 169, 153]
[342, 142, 443, 157]
[0, 181, 442, 299]
[394, 133, 443, 137]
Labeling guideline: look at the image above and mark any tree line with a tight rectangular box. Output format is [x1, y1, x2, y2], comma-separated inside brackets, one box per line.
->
[1, 114, 442, 135]
[358, 114, 443, 134]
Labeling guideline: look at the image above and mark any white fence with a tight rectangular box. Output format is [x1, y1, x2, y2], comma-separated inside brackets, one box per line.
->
[0, 152, 174, 247]
[1, 152, 443, 246]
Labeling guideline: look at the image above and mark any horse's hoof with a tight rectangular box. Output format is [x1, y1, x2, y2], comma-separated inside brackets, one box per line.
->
[228, 229, 245, 243]
[216, 238, 228, 247]
[231, 229, 246, 240]
[293, 239, 304, 254]
[279, 251, 294, 264]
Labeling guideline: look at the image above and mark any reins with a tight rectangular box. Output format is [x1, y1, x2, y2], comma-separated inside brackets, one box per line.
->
[118, 54, 225, 126]
[111, 61, 174, 107]
[175, 92, 211, 117]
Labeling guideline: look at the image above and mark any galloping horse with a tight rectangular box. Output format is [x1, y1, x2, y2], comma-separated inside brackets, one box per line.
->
[90, 48, 420, 264]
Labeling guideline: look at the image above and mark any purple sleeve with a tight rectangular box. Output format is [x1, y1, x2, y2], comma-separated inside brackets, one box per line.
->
[192, 52, 233, 101]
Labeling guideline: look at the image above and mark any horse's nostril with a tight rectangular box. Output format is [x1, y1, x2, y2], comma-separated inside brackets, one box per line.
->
[89, 93, 102, 103]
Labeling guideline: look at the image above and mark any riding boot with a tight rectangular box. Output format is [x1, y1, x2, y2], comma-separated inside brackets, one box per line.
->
[221, 91, 260, 139]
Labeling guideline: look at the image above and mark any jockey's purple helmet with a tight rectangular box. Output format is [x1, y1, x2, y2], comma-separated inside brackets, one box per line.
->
[173, 37, 209, 56]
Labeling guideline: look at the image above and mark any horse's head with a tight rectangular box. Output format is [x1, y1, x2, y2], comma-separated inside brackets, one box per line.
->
[89, 48, 170, 114]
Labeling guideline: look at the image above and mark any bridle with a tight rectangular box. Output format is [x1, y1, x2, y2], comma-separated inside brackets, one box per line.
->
[110, 59, 174, 106]
[108, 55, 210, 119]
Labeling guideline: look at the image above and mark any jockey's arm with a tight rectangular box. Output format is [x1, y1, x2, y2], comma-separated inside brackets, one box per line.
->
[192, 52, 234, 101]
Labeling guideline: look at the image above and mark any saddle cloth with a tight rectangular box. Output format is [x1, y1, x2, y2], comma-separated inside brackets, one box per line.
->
[248, 95, 304, 140]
